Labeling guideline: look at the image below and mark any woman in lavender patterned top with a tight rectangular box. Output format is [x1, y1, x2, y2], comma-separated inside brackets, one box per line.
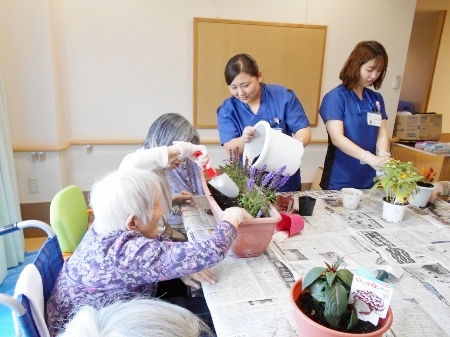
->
[429, 181, 450, 202]
[46, 169, 250, 336]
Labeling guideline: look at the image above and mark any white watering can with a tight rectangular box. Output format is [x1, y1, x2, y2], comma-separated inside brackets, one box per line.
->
[243, 121, 304, 175]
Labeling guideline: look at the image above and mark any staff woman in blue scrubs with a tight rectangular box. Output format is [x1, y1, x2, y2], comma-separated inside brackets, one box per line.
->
[319, 41, 391, 190]
[217, 53, 311, 192]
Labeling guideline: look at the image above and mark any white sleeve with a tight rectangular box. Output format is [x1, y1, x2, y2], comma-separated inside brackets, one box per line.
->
[118, 147, 170, 171]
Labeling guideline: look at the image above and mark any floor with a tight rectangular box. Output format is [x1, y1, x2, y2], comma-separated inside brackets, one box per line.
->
[24, 236, 47, 252]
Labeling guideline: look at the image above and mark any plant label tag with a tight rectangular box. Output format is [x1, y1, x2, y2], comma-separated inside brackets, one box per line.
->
[367, 112, 381, 127]
[348, 268, 394, 325]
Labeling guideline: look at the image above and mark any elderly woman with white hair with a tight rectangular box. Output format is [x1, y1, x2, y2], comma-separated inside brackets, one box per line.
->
[58, 298, 213, 337]
[46, 169, 250, 336]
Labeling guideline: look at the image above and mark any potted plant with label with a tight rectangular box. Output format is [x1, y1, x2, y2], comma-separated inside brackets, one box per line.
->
[200, 147, 289, 257]
[290, 258, 393, 337]
[408, 166, 436, 207]
[370, 158, 422, 222]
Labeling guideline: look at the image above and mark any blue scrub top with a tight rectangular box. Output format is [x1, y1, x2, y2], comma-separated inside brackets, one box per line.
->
[217, 83, 310, 192]
[319, 84, 388, 190]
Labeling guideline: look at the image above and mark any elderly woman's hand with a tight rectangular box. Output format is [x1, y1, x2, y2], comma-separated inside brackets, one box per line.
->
[429, 181, 444, 202]
[173, 141, 212, 169]
[172, 191, 195, 206]
[180, 269, 218, 289]
[220, 207, 253, 228]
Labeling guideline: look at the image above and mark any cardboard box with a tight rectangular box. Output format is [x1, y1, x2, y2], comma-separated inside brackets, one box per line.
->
[393, 113, 442, 141]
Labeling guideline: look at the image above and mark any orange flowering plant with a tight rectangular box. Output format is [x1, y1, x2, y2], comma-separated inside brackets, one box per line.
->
[419, 167, 436, 184]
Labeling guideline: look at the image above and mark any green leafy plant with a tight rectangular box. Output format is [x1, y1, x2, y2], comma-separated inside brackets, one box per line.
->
[219, 147, 290, 217]
[370, 158, 422, 205]
[301, 257, 369, 330]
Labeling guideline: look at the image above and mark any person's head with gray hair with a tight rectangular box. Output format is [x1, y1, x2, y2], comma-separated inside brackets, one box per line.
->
[142, 113, 200, 149]
[90, 169, 166, 236]
[57, 298, 213, 337]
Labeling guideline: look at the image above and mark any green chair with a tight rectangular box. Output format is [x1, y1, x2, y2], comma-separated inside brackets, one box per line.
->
[50, 185, 89, 254]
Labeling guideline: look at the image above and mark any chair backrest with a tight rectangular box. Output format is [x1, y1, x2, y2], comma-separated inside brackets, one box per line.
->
[0, 221, 63, 337]
[50, 185, 88, 253]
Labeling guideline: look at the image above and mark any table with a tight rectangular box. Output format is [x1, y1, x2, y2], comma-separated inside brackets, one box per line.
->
[181, 191, 450, 337]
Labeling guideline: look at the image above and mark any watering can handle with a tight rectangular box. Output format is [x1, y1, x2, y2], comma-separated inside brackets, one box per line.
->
[194, 151, 217, 179]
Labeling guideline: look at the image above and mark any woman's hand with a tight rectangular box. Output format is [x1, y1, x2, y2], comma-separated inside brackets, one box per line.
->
[241, 126, 256, 143]
[173, 141, 212, 169]
[221, 207, 253, 228]
[429, 182, 444, 202]
[172, 191, 195, 206]
[180, 269, 218, 289]
[360, 151, 388, 171]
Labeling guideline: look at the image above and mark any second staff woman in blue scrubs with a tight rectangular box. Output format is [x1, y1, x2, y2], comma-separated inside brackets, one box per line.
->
[217, 53, 311, 192]
[319, 41, 391, 190]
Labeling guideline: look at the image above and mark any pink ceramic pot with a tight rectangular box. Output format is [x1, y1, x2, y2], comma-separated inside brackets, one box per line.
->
[290, 279, 393, 337]
[200, 171, 280, 258]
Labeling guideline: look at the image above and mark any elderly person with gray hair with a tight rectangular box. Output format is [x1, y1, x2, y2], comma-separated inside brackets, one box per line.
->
[143, 113, 205, 198]
[58, 298, 213, 337]
[46, 169, 251, 336]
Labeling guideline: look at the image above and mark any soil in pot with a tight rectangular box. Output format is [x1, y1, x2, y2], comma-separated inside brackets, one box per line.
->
[207, 183, 239, 209]
[417, 181, 434, 188]
[296, 292, 380, 334]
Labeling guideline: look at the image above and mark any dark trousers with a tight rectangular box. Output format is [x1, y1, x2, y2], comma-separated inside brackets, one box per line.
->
[155, 278, 215, 334]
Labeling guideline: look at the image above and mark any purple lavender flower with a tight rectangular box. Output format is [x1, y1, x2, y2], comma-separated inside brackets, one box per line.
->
[277, 165, 287, 176]
[274, 174, 291, 189]
[246, 179, 255, 190]
[261, 171, 275, 188]
[249, 165, 258, 178]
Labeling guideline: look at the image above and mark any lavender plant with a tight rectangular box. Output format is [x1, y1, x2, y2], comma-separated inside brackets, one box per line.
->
[238, 164, 290, 217]
[220, 147, 249, 194]
[219, 147, 290, 217]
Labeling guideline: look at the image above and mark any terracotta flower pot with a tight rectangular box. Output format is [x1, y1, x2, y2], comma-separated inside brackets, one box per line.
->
[290, 279, 393, 337]
[200, 171, 281, 258]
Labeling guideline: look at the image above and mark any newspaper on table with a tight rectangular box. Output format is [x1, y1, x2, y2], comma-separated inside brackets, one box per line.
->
[181, 193, 450, 336]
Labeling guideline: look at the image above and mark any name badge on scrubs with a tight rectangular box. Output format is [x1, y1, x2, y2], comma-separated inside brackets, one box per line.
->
[367, 112, 381, 127]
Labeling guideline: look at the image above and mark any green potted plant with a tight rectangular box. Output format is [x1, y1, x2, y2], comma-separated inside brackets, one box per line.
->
[370, 158, 422, 222]
[200, 147, 289, 257]
[408, 166, 436, 207]
[290, 258, 393, 337]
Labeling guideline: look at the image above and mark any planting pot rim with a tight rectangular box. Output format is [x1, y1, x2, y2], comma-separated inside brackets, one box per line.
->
[290, 278, 393, 336]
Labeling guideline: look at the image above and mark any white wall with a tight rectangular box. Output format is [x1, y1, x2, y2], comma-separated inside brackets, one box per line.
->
[0, 0, 417, 203]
